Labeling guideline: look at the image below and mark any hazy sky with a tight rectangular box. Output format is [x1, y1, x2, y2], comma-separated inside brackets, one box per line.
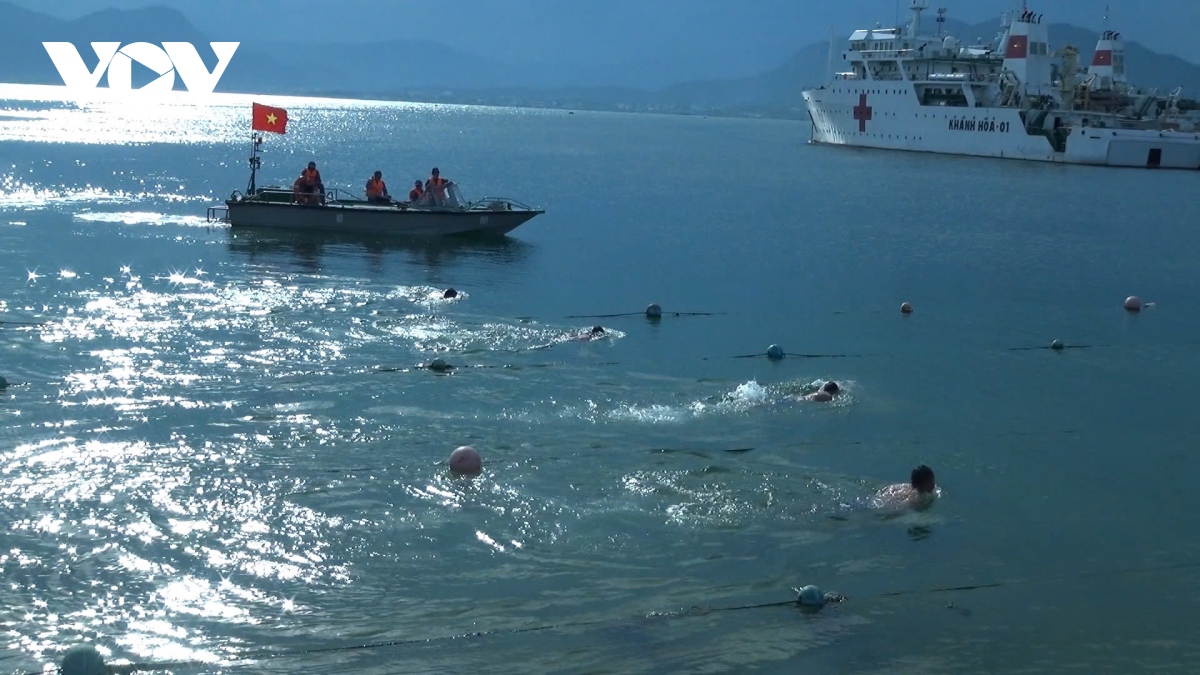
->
[10, 0, 1200, 68]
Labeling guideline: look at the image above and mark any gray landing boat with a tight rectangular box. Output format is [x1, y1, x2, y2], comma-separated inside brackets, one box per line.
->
[206, 135, 544, 237]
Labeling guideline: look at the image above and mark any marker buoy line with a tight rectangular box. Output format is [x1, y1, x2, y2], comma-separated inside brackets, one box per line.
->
[733, 352, 850, 359]
[377, 362, 569, 374]
[26, 558, 1200, 675]
[1007, 343, 1097, 351]
[0, 319, 47, 326]
[563, 311, 724, 319]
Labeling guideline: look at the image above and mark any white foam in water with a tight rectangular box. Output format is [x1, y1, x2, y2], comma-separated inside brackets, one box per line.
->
[75, 212, 213, 227]
[731, 380, 769, 403]
[607, 404, 691, 424]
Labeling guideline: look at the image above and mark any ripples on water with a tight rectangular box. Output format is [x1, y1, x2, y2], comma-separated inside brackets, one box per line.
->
[4, 88, 1199, 674]
[0, 160, 870, 671]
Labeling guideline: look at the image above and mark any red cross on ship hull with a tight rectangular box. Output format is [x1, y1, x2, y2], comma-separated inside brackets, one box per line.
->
[852, 94, 872, 132]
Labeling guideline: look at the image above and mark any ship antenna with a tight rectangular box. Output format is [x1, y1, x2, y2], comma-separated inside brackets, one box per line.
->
[247, 133, 263, 196]
[826, 26, 835, 83]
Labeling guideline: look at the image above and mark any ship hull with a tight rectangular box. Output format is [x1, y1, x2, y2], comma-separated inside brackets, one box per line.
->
[803, 87, 1200, 169]
[225, 200, 542, 237]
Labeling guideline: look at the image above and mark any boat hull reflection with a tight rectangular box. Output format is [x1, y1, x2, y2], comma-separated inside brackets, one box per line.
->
[226, 226, 534, 272]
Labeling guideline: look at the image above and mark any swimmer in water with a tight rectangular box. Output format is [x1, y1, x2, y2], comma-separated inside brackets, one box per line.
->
[873, 465, 938, 510]
[808, 381, 841, 403]
[573, 326, 606, 341]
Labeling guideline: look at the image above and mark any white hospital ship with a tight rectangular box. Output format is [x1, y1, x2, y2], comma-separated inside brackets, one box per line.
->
[802, 2, 1200, 168]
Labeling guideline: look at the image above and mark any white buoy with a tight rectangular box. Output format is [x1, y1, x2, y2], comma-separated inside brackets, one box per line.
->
[796, 585, 825, 607]
[766, 344, 785, 360]
[61, 645, 107, 675]
[449, 445, 482, 474]
[900, 302, 913, 314]
[645, 303, 662, 318]
[1124, 296, 1142, 312]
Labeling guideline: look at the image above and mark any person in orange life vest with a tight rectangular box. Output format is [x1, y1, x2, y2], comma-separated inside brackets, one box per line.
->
[293, 170, 319, 205]
[303, 161, 325, 203]
[425, 167, 452, 206]
[408, 180, 424, 204]
[365, 170, 390, 204]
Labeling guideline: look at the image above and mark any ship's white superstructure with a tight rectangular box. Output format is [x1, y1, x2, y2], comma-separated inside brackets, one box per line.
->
[802, 2, 1200, 168]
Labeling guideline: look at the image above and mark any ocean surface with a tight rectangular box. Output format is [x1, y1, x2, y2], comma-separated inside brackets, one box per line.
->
[1, 86, 1199, 674]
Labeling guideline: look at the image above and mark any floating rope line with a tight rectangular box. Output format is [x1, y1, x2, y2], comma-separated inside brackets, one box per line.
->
[1007, 344, 1100, 351]
[564, 311, 724, 319]
[730, 353, 852, 359]
[876, 559, 1200, 598]
[26, 557, 1200, 675]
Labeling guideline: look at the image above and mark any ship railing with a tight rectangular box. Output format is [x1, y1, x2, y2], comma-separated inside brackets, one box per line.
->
[324, 187, 367, 204]
[468, 196, 538, 212]
[206, 205, 229, 223]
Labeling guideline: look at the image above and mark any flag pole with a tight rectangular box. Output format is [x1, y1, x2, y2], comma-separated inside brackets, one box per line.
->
[247, 132, 263, 196]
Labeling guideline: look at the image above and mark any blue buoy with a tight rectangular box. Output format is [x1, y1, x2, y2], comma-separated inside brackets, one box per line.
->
[0, 375, 7, 389]
[645, 303, 662, 318]
[795, 585, 825, 607]
[428, 358, 451, 372]
[61, 645, 107, 675]
[1051, 340, 1064, 350]
[766, 344, 785, 360]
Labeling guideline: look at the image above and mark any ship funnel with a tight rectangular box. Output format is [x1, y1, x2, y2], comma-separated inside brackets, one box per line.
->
[1087, 30, 1127, 91]
[1002, 7, 1054, 97]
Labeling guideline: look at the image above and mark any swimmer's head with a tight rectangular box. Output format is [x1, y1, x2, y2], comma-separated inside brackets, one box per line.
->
[911, 465, 936, 493]
[821, 381, 840, 395]
[591, 326, 605, 334]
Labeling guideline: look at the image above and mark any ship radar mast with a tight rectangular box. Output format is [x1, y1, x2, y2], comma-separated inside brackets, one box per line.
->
[907, 0, 927, 39]
[936, 7, 947, 36]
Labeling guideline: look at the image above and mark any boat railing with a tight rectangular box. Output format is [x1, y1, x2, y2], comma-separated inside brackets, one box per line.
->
[324, 187, 367, 203]
[469, 197, 539, 212]
[206, 205, 229, 223]
[237, 186, 537, 212]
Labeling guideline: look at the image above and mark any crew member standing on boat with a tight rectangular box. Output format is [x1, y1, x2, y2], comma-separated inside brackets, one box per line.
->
[365, 170, 390, 204]
[409, 180, 425, 204]
[303, 161, 325, 203]
[425, 167, 452, 206]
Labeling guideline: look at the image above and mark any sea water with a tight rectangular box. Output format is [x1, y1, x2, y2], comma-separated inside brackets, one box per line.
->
[1, 89, 1199, 673]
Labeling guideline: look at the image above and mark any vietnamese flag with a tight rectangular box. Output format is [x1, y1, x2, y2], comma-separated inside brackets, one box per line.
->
[252, 103, 288, 134]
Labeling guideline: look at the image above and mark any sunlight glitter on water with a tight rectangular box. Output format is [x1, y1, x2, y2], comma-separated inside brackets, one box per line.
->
[0, 429, 353, 665]
[0, 84, 489, 146]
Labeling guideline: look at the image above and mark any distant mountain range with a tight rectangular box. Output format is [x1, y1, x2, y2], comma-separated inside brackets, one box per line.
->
[2, 2, 1200, 119]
